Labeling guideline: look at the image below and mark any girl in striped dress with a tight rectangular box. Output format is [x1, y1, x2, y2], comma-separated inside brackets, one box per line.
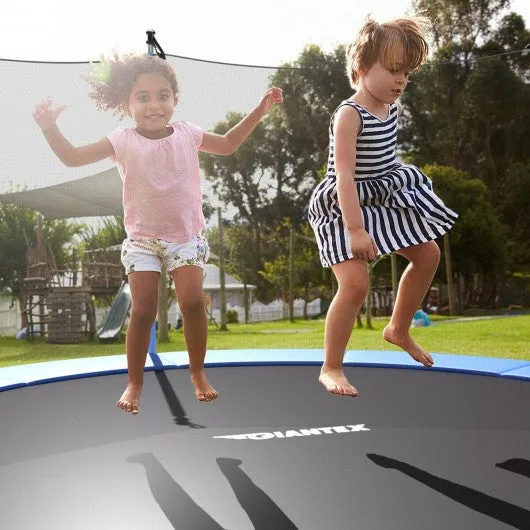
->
[308, 16, 458, 397]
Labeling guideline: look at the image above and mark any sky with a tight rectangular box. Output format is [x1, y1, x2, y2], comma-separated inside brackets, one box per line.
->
[2, 0, 529, 66]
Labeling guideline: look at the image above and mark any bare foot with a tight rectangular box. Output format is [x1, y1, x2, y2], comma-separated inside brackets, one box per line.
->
[383, 325, 434, 367]
[190, 371, 219, 402]
[116, 384, 142, 414]
[319, 369, 358, 397]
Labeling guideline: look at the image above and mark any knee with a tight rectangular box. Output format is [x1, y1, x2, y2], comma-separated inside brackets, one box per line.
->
[130, 305, 157, 327]
[338, 280, 369, 303]
[356, 282, 370, 301]
[424, 242, 441, 268]
[179, 294, 205, 316]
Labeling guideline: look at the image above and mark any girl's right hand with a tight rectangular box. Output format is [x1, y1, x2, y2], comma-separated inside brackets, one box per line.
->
[32, 98, 66, 131]
[349, 228, 379, 261]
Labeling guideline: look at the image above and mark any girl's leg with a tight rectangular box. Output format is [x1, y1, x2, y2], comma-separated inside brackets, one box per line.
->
[383, 241, 440, 367]
[171, 265, 218, 402]
[116, 271, 159, 414]
[320, 259, 369, 396]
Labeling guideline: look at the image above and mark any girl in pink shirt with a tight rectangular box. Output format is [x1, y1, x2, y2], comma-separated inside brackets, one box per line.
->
[33, 53, 283, 414]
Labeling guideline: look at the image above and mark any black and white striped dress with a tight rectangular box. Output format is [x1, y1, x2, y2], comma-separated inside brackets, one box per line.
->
[308, 100, 458, 267]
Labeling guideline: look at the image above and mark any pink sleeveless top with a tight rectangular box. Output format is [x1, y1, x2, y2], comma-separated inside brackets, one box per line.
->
[108, 121, 204, 242]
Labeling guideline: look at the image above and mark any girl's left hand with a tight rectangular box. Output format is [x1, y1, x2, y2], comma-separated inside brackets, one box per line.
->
[258, 87, 283, 115]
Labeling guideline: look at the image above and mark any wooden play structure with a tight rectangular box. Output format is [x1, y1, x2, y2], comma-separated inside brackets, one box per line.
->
[23, 225, 123, 343]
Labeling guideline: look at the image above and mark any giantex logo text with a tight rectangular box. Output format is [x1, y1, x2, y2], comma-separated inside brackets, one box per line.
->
[213, 424, 370, 440]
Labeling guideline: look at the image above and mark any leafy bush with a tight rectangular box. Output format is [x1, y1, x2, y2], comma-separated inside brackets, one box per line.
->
[227, 309, 239, 323]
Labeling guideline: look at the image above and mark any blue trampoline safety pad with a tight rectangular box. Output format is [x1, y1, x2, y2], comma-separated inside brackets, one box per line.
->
[0, 349, 529, 391]
[0, 355, 155, 391]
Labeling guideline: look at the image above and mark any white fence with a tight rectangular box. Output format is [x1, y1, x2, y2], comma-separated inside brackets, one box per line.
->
[0, 297, 21, 337]
[210, 298, 322, 324]
[0, 296, 322, 337]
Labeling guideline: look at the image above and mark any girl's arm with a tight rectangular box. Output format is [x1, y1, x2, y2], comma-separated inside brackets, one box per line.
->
[199, 87, 283, 155]
[33, 99, 114, 167]
[334, 105, 378, 261]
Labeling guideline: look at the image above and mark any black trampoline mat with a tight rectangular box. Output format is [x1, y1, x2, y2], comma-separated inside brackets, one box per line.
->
[1, 366, 529, 529]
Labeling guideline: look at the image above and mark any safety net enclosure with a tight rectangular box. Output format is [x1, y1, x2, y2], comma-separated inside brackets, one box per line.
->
[0, 56, 275, 215]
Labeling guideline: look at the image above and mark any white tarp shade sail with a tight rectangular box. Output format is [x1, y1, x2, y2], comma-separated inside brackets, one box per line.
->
[0, 168, 122, 219]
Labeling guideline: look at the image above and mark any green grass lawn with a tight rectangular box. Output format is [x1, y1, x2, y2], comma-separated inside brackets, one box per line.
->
[1, 315, 528, 368]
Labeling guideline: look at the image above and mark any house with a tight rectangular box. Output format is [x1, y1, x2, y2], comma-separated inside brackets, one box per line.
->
[168, 263, 256, 325]
[202, 264, 256, 309]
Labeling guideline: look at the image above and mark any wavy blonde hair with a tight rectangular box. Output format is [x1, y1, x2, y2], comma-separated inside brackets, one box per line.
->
[345, 16, 430, 87]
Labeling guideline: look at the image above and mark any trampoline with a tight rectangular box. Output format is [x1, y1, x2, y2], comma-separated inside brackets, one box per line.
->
[1, 348, 529, 530]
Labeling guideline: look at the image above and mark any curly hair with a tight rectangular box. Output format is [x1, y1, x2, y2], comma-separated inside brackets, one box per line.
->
[87, 53, 179, 118]
[345, 16, 430, 88]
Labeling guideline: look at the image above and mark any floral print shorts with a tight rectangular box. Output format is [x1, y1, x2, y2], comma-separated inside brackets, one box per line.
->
[121, 235, 209, 274]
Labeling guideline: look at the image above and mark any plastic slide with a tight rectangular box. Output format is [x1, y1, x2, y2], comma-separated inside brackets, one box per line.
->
[97, 282, 131, 342]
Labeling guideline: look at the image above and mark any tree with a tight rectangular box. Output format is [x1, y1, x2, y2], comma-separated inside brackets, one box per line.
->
[456, 58, 528, 188]
[485, 12, 530, 81]
[200, 112, 271, 278]
[402, 1, 530, 287]
[413, 0, 510, 53]
[201, 45, 351, 299]
[217, 223, 261, 293]
[201, 45, 352, 231]
[0, 203, 82, 325]
[207, 222, 276, 301]
[259, 219, 323, 315]
[498, 162, 530, 273]
[403, 2, 529, 176]
[422, 164, 507, 305]
[401, 45, 529, 180]
[268, 45, 352, 224]
[81, 216, 126, 252]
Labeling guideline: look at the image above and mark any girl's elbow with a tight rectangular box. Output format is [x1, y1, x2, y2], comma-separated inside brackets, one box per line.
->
[65, 150, 92, 167]
[62, 157, 79, 167]
[220, 133, 239, 155]
[59, 157, 74, 167]
[224, 139, 237, 155]
[219, 146, 236, 156]
[58, 149, 82, 167]
[66, 157, 89, 167]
